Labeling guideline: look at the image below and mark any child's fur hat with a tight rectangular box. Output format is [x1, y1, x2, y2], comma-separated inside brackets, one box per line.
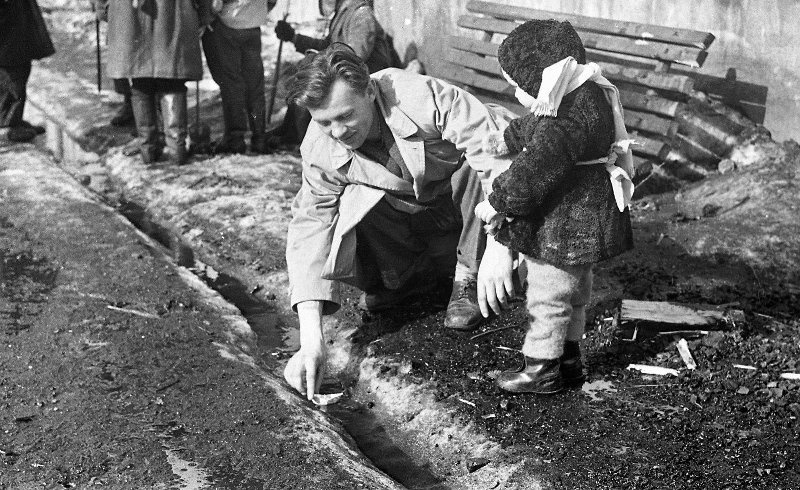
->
[498, 20, 586, 96]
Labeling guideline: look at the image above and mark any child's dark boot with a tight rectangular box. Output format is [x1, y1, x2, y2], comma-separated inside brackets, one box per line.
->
[560, 341, 586, 385]
[496, 357, 563, 394]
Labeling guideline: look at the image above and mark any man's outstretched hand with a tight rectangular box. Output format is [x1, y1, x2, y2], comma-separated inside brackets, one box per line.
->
[284, 301, 326, 400]
[283, 341, 326, 401]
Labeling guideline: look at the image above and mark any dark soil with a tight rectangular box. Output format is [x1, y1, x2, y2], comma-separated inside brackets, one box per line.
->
[357, 192, 800, 489]
[0, 148, 381, 489]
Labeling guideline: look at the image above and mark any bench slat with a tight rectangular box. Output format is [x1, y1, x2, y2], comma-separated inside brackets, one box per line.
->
[595, 61, 694, 94]
[458, 15, 708, 68]
[625, 109, 675, 137]
[619, 91, 683, 118]
[447, 40, 696, 95]
[438, 63, 515, 97]
[466, 0, 715, 49]
[632, 134, 670, 159]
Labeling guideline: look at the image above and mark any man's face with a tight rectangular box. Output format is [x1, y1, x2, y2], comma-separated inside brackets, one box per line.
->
[308, 78, 377, 150]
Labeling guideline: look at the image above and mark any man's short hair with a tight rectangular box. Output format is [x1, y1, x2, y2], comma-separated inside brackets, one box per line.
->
[287, 43, 371, 109]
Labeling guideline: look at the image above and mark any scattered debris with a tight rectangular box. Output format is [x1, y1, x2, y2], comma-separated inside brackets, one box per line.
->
[658, 330, 709, 336]
[470, 325, 516, 341]
[620, 299, 743, 330]
[458, 398, 477, 408]
[627, 364, 679, 376]
[676, 339, 697, 370]
[733, 364, 757, 371]
[106, 305, 160, 319]
[311, 392, 344, 406]
[465, 457, 490, 473]
[481, 413, 497, 420]
[495, 346, 520, 353]
[737, 387, 750, 395]
[397, 359, 413, 375]
[780, 373, 800, 380]
[155, 378, 181, 392]
[581, 379, 618, 401]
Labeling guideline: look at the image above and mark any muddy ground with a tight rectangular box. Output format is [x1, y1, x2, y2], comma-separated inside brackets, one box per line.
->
[6, 3, 800, 489]
[0, 144, 403, 489]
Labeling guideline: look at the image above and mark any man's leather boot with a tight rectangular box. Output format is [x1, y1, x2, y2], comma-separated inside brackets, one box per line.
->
[249, 104, 270, 154]
[111, 94, 135, 127]
[444, 277, 483, 331]
[131, 91, 161, 164]
[496, 356, 564, 394]
[161, 92, 189, 166]
[560, 341, 586, 385]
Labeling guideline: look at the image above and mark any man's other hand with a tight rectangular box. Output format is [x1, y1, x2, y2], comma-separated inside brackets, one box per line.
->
[275, 20, 295, 42]
[477, 235, 515, 318]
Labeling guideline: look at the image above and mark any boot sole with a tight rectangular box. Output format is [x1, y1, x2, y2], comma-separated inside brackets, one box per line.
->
[443, 315, 484, 331]
[497, 383, 564, 395]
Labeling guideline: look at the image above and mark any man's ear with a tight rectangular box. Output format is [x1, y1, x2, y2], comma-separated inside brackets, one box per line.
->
[365, 80, 377, 102]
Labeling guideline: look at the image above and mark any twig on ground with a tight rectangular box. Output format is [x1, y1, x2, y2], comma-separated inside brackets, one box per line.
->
[155, 378, 181, 392]
[107, 305, 160, 319]
[470, 325, 516, 341]
[458, 398, 476, 408]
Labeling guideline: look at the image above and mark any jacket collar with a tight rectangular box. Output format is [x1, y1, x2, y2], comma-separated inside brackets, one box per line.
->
[329, 77, 419, 169]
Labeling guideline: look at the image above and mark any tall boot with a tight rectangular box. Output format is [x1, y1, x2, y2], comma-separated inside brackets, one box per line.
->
[249, 104, 269, 154]
[111, 93, 135, 127]
[130, 89, 161, 164]
[160, 92, 188, 166]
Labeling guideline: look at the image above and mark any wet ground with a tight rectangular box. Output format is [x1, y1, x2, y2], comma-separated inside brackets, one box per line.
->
[0, 144, 399, 489]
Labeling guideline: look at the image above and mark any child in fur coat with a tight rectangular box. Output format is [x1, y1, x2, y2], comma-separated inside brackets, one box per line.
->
[475, 19, 635, 394]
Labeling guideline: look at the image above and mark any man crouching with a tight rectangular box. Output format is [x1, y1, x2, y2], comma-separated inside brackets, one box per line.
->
[283, 43, 515, 399]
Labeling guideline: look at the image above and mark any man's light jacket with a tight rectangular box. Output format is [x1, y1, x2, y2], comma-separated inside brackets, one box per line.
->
[287, 68, 514, 314]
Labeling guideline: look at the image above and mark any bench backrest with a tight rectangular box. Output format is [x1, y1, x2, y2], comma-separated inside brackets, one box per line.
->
[439, 0, 767, 166]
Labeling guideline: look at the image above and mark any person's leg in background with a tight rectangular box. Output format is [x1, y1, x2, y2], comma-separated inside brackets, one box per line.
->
[156, 78, 189, 165]
[239, 26, 269, 154]
[201, 20, 248, 154]
[110, 78, 135, 127]
[130, 77, 161, 163]
[0, 61, 44, 142]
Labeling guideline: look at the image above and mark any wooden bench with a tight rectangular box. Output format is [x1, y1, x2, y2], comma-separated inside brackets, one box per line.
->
[437, 0, 769, 174]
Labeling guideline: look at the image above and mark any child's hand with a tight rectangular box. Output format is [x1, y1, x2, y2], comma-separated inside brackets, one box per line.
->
[475, 200, 506, 235]
[475, 200, 498, 223]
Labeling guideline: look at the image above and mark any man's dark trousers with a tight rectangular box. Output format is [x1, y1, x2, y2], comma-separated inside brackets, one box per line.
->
[202, 20, 266, 142]
[353, 163, 486, 294]
[0, 62, 31, 127]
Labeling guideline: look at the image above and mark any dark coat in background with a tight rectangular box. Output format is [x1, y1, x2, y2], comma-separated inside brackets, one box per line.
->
[293, 0, 395, 73]
[106, 0, 211, 80]
[0, 0, 55, 66]
[488, 81, 634, 266]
